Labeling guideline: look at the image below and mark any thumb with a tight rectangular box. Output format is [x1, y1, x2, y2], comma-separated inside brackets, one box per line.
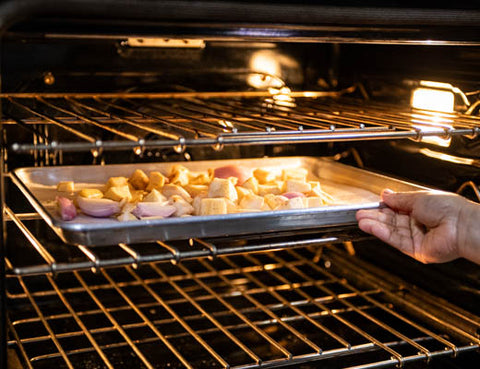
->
[381, 189, 424, 213]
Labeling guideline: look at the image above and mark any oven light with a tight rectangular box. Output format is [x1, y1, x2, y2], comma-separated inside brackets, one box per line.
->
[248, 50, 284, 88]
[411, 87, 455, 112]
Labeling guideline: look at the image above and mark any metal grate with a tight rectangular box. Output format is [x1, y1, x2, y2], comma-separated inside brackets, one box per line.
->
[3, 91, 480, 153]
[6, 248, 479, 369]
[5, 207, 365, 276]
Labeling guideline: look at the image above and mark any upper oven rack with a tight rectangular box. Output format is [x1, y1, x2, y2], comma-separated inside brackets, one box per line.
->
[3, 91, 479, 153]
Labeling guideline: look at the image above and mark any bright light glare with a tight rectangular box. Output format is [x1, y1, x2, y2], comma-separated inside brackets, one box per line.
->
[248, 51, 283, 88]
[411, 88, 454, 112]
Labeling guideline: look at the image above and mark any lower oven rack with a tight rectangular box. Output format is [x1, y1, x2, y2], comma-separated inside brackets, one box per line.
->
[6, 247, 479, 369]
[3, 91, 480, 154]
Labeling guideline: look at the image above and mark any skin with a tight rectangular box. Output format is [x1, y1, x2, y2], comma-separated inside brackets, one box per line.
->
[356, 189, 480, 265]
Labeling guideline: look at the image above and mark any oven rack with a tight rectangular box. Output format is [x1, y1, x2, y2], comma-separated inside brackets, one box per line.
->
[5, 206, 366, 276]
[6, 247, 479, 369]
[3, 91, 480, 153]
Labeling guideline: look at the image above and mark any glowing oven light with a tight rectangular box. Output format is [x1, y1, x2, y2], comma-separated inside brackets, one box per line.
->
[411, 87, 455, 113]
[410, 84, 457, 147]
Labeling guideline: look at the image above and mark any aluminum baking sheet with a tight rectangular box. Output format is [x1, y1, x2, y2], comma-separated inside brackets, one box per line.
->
[12, 157, 428, 246]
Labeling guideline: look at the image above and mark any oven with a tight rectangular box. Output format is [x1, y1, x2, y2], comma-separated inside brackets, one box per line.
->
[1, 1, 480, 368]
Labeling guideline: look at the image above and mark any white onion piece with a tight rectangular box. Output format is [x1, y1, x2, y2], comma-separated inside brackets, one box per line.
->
[281, 192, 306, 199]
[56, 196, 77, 221]
[77, 196, 121, 218]
[132, 202, 176, 218]
[214, 165, 250, 185]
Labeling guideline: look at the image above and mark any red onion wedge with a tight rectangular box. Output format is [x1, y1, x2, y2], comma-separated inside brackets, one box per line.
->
[281, 192, 306, 199]
[56, 196, 77, 221]
[77, 196, 121, 218]
[213, 165, 250, 185]
[132, 202, 176, 218]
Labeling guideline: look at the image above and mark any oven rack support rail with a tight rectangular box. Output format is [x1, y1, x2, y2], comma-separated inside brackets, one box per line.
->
[4, 204, 367, 276]
[6, 247, 480, 369]
[2, 91, 480, 153]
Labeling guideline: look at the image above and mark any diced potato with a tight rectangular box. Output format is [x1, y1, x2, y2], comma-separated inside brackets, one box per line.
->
[143, 189, 167, 203]
[106, 177, 128, 189]
[104, 185, 132, 202]
[130, 190, 145, 203]
[285, 179, 311, 194]
[236, 186, 252, 201]
[225, 199, 238, 214]
[264, 194, 289, 210]
[117, 212, 138, 222]
[227, 177, 238, 186]
[129, 169, 149, 190]
[188, 172, 211, 185]
[162, 184, 192, 202]
[200, 198, 228, 215]
[239, 193, 264, 210]
[253, 168, 277, 184]
[258, 184, 282, 196]
[306, 197, 325, 208]
[169, 164, 190, 186]
[170, 195, 194, 217]
[242, 177, 259, 194]
[57, 181, 75, 192]
[184, 184, 208, 197]
[208, 178, 238, 202]
[192, 195, 207, 215]
[280, 196, 305, 210]
[146, 171, 167, 191]
[282, 167, 308, 182]
[78, 188, 103, 199]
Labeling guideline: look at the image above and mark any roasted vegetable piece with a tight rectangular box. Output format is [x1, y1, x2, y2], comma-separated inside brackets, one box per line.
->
[78, 188, 103, 199]
[200, 198, 228, 215]
[77, 197, 121, 218]
[146, 171, 167, 191]
[212, 165, 250, 185]
[129, 169, 149, 190]
[57, 181, 75, 192]
[208, 178, 238, 202]
[132, 202, 176, 218]
[104, 185, 132, 202]
[56, 196, 77, 220]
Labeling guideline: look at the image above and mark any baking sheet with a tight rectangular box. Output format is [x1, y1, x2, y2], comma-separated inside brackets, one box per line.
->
[12, 157, 428, 246]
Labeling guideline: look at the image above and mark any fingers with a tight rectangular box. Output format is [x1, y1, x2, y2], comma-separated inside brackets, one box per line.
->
[381, 189, 428, 213]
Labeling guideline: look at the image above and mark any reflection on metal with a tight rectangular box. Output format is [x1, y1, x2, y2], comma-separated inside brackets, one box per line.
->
[456, 181, 480, 202]
[125, 38, 205, 48]
[419, 148, 479, 167]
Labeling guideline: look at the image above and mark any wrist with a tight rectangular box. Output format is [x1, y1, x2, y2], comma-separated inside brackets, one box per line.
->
[457, 199, 480, 265]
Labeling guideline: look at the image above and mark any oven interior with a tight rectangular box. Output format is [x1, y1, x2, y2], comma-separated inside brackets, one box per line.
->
[2, 3, 480, 369]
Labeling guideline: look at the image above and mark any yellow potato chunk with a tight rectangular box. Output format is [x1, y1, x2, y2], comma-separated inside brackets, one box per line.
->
[306, 197, 325, 208]
[184, 184, 208, 197]
[57, 181, 75, 192]
[170, 195, 194, 216]
[143, 189, 167, 203]
[242, 177, 259, 194]
[106, 177, 128, 189]
[264, 194, 289, 210]
[130, 190, 145, 203]
[169, 164, 190, 186]
[129, 169, 149, 190]
[104, 185, 132, 202]
[162, 184, 192, 202]
[282, 167, 308, 182]
[253, 168, 277, 184]
[208, 178, 238, 202]
[200, 198, 228, 215]
[78, 188, 103, 199]
[258, 184, 282, 196]
[285, 179, 311, 194]
[239, 193, 264, 210]
[188, 172, 210, 185]
[146, 171, 167, 191]
[281, 197, 305, 210]
[236, 186, 252, 202]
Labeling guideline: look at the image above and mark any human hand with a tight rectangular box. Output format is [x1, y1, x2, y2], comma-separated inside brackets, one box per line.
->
[356, 189, 478, 264]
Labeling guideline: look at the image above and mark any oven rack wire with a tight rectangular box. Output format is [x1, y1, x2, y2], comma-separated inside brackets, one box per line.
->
[4, 204, 366, 276]
[2, 91, 480, 154]
[6, 247, 480, 369]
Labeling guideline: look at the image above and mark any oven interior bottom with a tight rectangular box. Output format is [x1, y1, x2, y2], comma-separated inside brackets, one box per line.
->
[6, 242, 479, 369]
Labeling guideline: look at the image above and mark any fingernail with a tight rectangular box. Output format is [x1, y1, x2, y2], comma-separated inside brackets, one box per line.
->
[382, 188, 394, 195]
